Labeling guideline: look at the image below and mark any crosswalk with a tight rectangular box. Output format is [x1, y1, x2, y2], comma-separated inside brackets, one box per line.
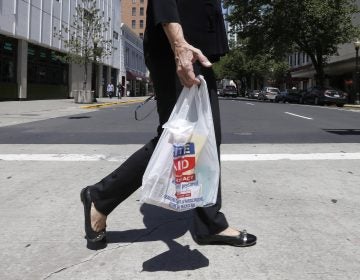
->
[1, 152, 360, 161]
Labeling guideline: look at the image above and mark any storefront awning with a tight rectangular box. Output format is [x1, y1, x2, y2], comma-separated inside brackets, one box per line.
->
[126, 70, 149, 82]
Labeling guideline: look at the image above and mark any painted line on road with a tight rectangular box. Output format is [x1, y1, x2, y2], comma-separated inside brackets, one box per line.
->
[1, 153, 360, 162]
[246, 102, 255, 106]
[285, 112, 313, 120]
[221, 153, 360, 161]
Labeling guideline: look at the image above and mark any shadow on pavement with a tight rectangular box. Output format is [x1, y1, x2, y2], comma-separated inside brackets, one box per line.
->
[106, 204, 209, 272]
[324, 129, 360, 135]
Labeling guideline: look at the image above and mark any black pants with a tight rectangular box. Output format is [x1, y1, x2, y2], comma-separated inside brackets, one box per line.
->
[90, 56, 229, 235]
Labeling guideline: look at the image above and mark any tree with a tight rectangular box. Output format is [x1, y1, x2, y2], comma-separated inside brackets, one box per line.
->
[53, 0, 112, 91]
[225, 0, 359, 86]
[213, 46, 288, 91]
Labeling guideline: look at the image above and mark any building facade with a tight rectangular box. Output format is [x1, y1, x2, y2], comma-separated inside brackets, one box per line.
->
[120, 0, 149, 96]
[0, 0, 122, 100]
[120, 23, 147, 96]
[288, 0, 360, 102]
[121, 0, 147, 39]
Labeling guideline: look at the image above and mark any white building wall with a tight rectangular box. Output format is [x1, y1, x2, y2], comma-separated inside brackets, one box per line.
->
[121, 23, 146, 75]
[0, 0, 123, 99]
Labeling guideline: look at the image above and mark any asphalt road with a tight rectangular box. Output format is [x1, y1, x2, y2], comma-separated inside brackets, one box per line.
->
[0, 99, 359, 144]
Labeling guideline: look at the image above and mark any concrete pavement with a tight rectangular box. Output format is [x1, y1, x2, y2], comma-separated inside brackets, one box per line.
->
[0, 97, 148, 128]
[0, 98, 359, 279]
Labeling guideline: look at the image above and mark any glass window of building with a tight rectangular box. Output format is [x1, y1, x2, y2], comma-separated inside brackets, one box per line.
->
[27, 43, 68, 85]
[132, 20, 136, 29]
[140, 0, 144, 3]
[113, 31, 119, 40]
[139, 33, 143, 39]
[140, 20, 144, 28]
[132, 0, 136, 3]
[0, 34, 17, 83]
[140, 7, 144, 16]
[132, 7, 136, 16]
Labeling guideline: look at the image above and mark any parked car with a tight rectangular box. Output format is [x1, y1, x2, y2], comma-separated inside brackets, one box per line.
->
[222, 85, 238, 97]
[258, 87, 280, 102]
[300, 86, 348, 107]
[248, 89, 261, 99]
[275, 89, 302, 103]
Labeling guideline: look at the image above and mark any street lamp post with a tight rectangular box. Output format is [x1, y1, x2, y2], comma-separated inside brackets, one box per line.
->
[354, 39, 360, 105]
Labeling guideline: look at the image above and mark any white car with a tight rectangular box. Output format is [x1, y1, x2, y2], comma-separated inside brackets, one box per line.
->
[258, 87, 280, 102]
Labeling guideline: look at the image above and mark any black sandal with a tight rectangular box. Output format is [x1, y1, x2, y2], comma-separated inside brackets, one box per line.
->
[80, 187, 106, 249]
[194, 229, 257, 247]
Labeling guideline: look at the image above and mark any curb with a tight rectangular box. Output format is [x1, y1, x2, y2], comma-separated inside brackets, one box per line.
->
[80, 99, 144, 109]
[344, 104, 360, 109]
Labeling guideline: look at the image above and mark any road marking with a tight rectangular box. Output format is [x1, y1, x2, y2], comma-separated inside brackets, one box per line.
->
[221, 153, 360, 161]
[246, 102, 255, 106]
[234, 132, 253, 136]
[1, 153, 360, 162]
[285, 112, 313, 120]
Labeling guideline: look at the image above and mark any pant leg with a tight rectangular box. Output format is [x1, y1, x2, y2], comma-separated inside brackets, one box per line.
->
[192, 64, 229, 235]
[90, 59, 178, 216]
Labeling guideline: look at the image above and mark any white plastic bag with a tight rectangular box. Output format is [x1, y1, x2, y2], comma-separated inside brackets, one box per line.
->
[141, 76, 219, 212]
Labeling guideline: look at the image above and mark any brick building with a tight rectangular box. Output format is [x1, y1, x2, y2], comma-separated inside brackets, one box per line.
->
[121, 0, 147, 39]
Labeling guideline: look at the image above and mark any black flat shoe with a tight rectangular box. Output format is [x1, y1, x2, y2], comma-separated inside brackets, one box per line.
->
[80, 187, 106, 246]
[194, 230, 257, 247]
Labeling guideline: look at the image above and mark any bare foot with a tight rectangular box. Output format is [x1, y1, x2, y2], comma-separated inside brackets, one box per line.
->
[217, 227, 241, 237]
[90, 203, 107, 232]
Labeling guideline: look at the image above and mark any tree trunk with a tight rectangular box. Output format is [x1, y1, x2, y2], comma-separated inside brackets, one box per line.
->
[307, 51, 325, 87]
[83, 62, 88, 90]
[314, 52, 325, 87]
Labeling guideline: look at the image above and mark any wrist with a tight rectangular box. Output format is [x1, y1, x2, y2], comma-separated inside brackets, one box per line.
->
[162, 22, 186, 51]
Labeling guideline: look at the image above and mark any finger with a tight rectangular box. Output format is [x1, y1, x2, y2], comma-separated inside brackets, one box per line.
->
[194, 51, 212, 67]
[178, 69, 197, 88]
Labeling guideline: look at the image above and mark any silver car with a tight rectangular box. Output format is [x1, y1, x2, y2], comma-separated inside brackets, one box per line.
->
[258, 87, 280, 102]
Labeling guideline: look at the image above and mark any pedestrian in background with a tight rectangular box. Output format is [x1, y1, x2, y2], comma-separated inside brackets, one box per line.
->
[117, 83, 124, 99]
[81, 0, 257, 249]
[106, 82, 114, 99]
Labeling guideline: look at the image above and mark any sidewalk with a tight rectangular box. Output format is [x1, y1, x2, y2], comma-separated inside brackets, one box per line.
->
[0, 96, 147, 128]
[0, 143, 359, 279]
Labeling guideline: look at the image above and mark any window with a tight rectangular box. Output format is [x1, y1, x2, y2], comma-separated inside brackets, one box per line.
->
[140, 20, 144, 29]
[132, 7, 136, 16]
[140, 0, 144, 3]
[297, 52, 301, 65]
[132, 0, 136, 3]
[113, 31, 119, 40]
[0, 35, 17, 83]
[139, 33, 143, 39]
[27, 43, 68, 85]
[132, 20, 136, 29]
[140, 7, 144, 16]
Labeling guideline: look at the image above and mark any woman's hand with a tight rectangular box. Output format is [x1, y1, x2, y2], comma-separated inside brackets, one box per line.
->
[162, 22, 212, 88]
[173, 41, 212, 87]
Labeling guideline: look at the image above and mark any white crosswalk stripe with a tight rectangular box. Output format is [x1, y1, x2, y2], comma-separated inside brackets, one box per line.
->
[1, 152, 360, 162]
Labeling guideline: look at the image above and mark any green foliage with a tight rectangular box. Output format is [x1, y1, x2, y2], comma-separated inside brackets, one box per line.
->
[213, 45, 288, 86]
[53, 0, 112, 89]
[225, 0, 360, 85]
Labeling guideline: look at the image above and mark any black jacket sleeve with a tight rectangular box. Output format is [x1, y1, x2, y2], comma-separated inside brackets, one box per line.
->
[148, 0, 181, 26]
